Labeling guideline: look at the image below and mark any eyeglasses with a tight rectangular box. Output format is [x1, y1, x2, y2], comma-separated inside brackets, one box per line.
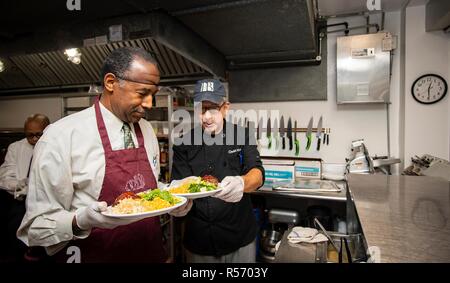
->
[195, 103, 225, 115]
[25, 132, 43, 139]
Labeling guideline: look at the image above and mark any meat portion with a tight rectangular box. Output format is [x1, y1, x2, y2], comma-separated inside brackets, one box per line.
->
[201, 175, 219, 185]
[113, 191, 141, 206]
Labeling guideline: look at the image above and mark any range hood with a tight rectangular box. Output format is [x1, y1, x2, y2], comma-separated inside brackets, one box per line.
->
[0, 0, 320, 92]
[173, 0, 320, 69]
[0, 10, 226, 93]
[426, 0, 450, 32]
[0, 37, 210, 91]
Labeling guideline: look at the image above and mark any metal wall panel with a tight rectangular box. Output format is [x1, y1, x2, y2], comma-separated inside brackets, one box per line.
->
[336, 33, 391, 104]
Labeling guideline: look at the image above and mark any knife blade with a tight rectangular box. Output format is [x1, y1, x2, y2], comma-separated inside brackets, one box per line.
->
[306, 117, 313, 151]
[287, 118, 293, 151]
[267, 117, 272, 149]
[280, 116, 285, 150]
[272, 118, 278, 150]
[257, 117, 262, 140]
[294, 120, 300, 156]
[316, 116, 323, 151]
[236, 117, 242, 127]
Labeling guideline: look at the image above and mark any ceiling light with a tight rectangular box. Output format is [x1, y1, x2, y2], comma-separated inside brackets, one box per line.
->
[0, 60, 4, 72]
[64, 48, 82, 64]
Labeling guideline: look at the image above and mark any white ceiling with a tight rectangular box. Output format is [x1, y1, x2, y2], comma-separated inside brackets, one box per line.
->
[317, 0, 429, 17]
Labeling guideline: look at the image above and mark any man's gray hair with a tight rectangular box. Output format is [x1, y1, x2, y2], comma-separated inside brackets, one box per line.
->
[24, 114, 50, 129]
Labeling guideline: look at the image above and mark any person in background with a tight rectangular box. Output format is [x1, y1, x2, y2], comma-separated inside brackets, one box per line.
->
[171, 79, 265, 263]
[0, 114, 50, 262]
[17, 47, 189, 263]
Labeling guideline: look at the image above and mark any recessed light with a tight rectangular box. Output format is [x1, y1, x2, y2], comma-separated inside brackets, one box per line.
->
[64, 48, 82, 64]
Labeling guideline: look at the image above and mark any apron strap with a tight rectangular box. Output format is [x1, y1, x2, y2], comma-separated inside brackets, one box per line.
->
[94, 97, 113, 154]
[133, 122, 145, 149]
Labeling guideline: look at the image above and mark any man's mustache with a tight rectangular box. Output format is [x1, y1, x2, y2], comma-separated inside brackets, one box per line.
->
[132, 108, 145, 114]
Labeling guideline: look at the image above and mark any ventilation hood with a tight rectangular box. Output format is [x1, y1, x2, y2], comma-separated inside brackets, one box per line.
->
[0, 0, 320, 93]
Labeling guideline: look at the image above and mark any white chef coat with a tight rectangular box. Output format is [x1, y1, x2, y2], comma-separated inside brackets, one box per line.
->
[17, 102, 160, 255]
[0, 138, 34, 195]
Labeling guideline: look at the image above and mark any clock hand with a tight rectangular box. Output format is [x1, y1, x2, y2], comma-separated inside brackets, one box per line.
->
[428, 83, 432, 100]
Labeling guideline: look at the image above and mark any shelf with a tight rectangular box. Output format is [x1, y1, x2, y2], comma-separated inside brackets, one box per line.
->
[175, 106, 194, 111]
[153, 106, 194, 111]
[64, 107, 88, 112]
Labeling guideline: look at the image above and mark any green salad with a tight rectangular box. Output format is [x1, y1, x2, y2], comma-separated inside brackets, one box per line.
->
[188, 180, 218, 193]
[139, 189, 180, 205]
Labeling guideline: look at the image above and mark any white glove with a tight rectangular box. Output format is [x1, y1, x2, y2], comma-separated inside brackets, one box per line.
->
[213, 176, 245, 203]
[14, 178, 28, 200]
[158, 181, 169, 189]
[75, 201, 144, 231]
[169, 199, 193, 217]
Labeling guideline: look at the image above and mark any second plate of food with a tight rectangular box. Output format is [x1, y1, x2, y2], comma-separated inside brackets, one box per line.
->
[166, 175, 222, 199]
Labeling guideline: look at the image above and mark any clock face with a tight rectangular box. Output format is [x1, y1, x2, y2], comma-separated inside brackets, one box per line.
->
[411, 74, 448, 104]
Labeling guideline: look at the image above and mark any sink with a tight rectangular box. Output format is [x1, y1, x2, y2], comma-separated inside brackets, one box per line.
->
[325, 232, 367, 263]
[273, 229, 367, 263]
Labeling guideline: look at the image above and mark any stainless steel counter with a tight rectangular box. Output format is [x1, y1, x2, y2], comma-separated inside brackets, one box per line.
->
[252, 182, 347, 202]
[347, 174, 450, 263]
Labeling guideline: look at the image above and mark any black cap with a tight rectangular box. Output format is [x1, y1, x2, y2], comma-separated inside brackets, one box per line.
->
[194, 79, 226, 105]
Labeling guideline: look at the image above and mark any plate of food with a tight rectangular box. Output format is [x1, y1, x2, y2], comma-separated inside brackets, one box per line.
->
[102, 189, 187, 219]
[166, 175, 222, 199]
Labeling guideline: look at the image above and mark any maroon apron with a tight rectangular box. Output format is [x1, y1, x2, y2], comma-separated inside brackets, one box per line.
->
[55, 99, 167, 263]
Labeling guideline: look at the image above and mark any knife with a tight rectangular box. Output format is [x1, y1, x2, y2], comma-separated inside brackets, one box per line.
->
[294, 120, 300, 156]
[236, 117, 242, 127]
[272, 118, 278, 150]
[280, 116, 286, 150]
[326, 128, 330, 145]
[257, 117, 262, 140]
[306, 117, 313, 151]
[316, 116, 323, 151]
[267, 117, 272, 149]
[287, 118, 293, 151]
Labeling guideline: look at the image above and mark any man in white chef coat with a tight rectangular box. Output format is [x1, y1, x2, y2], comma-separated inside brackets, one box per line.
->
[0, 114, 50, 261]
[17, 47, 190, 263]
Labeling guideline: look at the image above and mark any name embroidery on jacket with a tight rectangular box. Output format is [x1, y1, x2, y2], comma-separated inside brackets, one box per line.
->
[228, 148, 242, 154]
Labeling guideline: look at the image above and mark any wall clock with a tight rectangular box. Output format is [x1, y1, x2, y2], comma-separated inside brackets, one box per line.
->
[411, 74, 447, 104]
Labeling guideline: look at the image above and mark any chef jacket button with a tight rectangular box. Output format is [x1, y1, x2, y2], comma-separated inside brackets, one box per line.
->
[64, 234, 70, 239]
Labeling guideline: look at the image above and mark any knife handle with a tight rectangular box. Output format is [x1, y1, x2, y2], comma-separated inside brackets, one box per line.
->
[306, 135, 312, 151]
[289, 138, 293, 151]
[326, 134, 329, 145]
[268, 136, 272, 149]
[323, 134, 326, 144]
[282, 137, 285, 150]
[295, 140, 300, 156]
[317, 138, 321, 151]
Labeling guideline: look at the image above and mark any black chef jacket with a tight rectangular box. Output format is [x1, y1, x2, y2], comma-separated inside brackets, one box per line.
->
[171, 120, 265, 256]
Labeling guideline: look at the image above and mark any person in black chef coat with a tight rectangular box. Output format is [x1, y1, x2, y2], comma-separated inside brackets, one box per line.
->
[171, 78, 264, 263]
